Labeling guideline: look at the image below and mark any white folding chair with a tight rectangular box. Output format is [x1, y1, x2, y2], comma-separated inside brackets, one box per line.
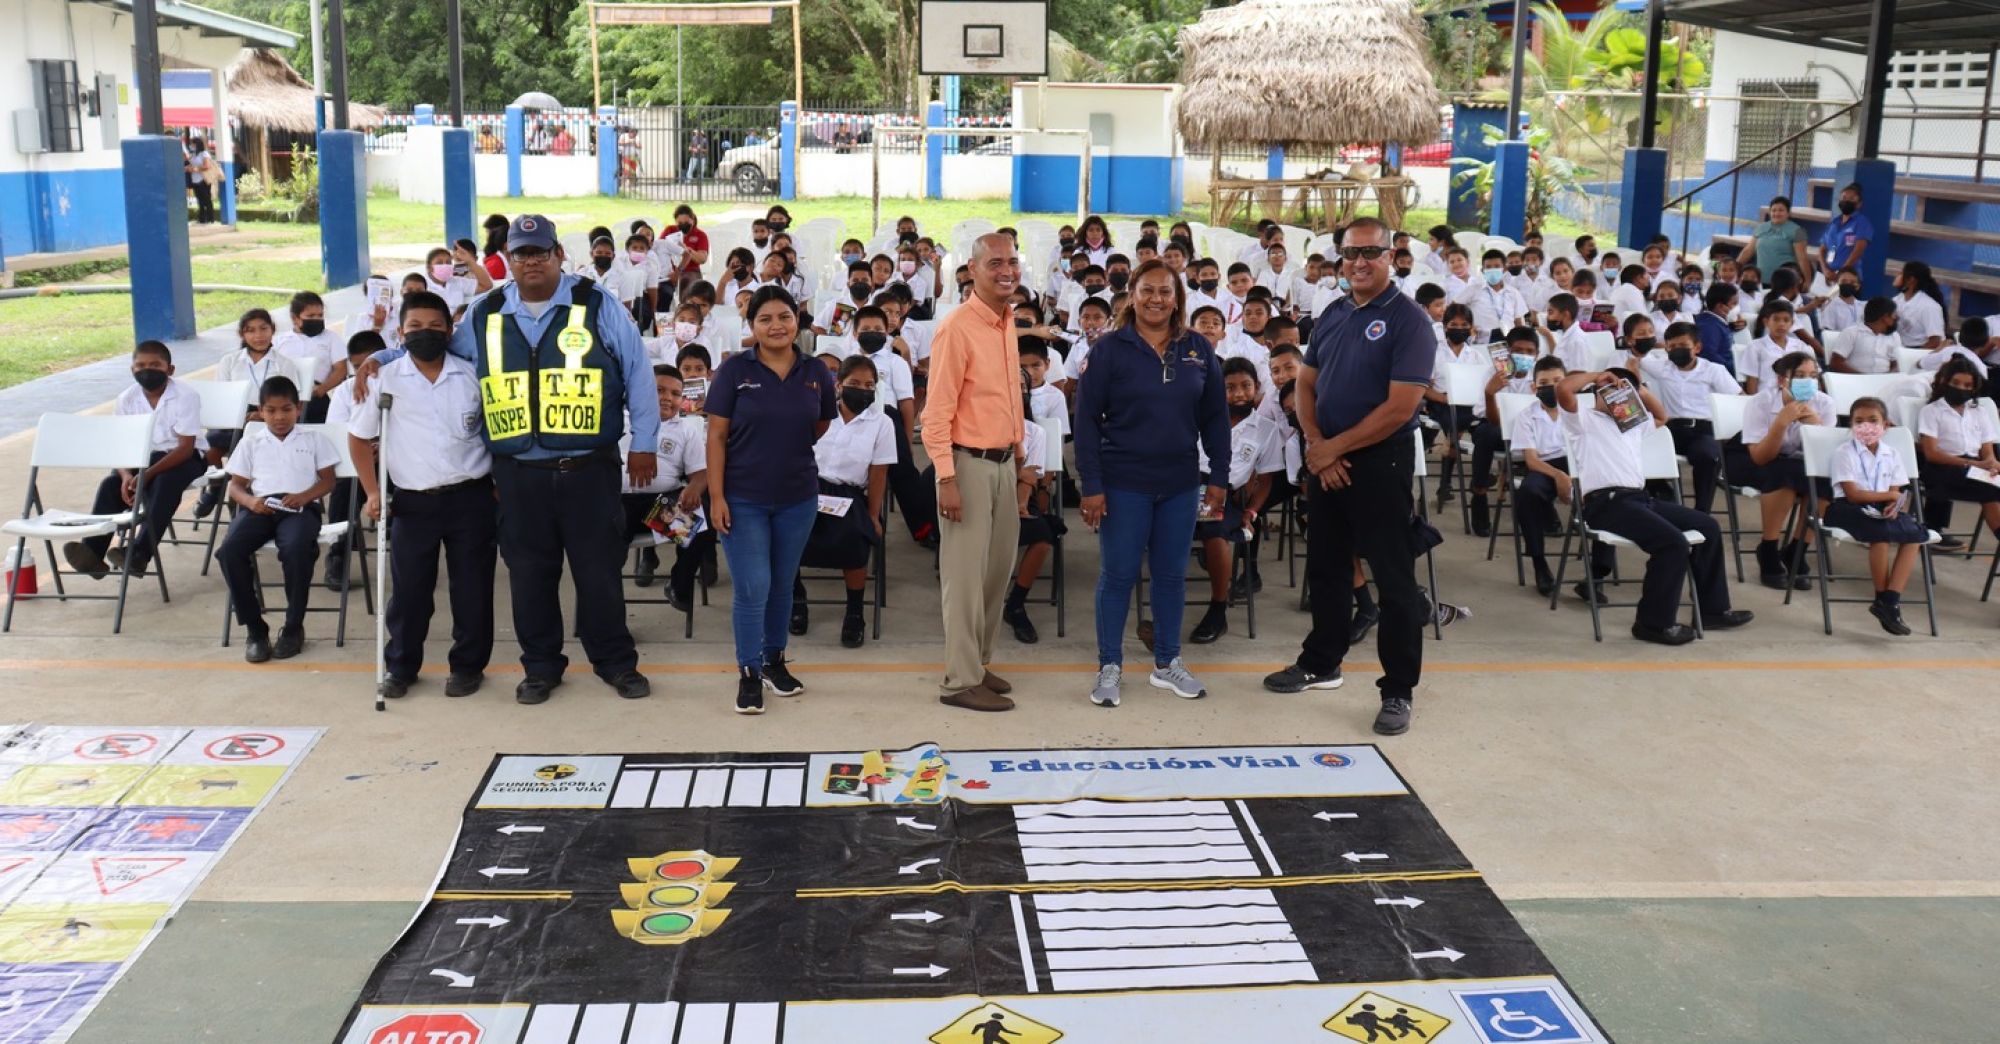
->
[1582, 330, 1619, 372]
[1824, 372, 1909, 418]
[3, 414, 165, 634]
[1486, 390, 1538, 578]
[1440, 361, 1492, 532]
[1453, 230, 1487, 256]
[1709, 392, 1761, 581]
[623, 529, 706, 639]
[217, 422, 372, 649]
[1550, 426, 1707, 641]
[1894, 347, 1933, 374]
[1796, 426, 1941, 635]
[1031, 416, 1069, 637]
[170, 379, 254, 573]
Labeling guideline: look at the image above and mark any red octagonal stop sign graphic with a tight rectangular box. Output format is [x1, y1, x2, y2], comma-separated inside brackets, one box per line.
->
[369, 1013, 483, 1044]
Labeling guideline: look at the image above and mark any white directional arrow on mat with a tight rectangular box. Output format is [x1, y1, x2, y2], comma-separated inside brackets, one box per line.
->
[1409, 948, 1464, 962]
[477, 866, 529, 879]
[429, 969, 476, 987]
[455, 916, 510, 929]
[891, 910, 943, 924]
[893, 964, 949, 978]
[898, 858, 941, 875]
[1342, 852, 1388, 863]
[1313, 811, 1359, 822]
[1374, 897, 1425, 909]
[895, 816, 937, 832]
[496, 824, 544, 836]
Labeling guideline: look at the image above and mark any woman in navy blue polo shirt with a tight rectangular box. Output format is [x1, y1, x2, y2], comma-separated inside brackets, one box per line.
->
[705, 285, 837, 715]
[1074, 259, 1231, 709]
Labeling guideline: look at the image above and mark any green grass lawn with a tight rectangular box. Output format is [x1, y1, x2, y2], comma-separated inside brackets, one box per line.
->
[0, 290, 276, 389]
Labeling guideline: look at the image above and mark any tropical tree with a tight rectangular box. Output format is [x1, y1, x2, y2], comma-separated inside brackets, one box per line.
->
[1450, 124, 1588, 231]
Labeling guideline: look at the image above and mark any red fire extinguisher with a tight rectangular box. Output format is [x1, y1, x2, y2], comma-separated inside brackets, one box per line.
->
[4, 546, 38, 598]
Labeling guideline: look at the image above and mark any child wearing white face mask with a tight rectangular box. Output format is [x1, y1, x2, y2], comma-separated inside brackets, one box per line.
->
[1826, 397, 1927, 634]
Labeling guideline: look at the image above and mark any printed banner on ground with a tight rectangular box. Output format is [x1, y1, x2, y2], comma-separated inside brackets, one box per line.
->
[0, 724, 320, 1044]
[338, 743, 1614, 1043]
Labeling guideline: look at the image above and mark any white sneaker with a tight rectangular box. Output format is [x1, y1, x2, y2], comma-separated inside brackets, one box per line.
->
[1148, 657, 1207, 699]
[1088, 664, 1122, 707]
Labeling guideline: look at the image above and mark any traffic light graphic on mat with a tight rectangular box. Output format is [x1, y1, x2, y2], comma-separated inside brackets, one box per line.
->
[612, 850, 737, 945]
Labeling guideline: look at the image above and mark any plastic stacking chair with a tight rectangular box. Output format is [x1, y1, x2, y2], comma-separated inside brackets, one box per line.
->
[3, 413, 165, 634]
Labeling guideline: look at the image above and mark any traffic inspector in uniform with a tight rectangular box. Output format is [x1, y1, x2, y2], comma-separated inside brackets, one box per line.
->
[356, 215, 659, 704]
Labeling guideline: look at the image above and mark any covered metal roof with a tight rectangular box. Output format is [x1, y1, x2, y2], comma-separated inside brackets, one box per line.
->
[1659, 0, 2000, 55]
[73, 0, 300, 49]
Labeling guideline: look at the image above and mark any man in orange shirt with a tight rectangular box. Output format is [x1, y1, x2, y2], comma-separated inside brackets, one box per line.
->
[923, 233, 1027, 712]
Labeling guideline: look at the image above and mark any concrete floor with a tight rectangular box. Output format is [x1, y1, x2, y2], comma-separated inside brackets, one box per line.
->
[3, 413, 1998, 1042]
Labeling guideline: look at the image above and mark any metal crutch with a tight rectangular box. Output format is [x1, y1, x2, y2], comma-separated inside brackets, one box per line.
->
[373, 391, 394, 712]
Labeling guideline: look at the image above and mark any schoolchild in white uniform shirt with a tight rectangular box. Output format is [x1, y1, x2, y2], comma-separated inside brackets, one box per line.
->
[1916, 355, 2000, 547]
[215, 376, 339, 663]
[1741, 298, 1814, 395]
[616, 366, 711, 611]
[1508, 357, 1574, 594]
[1189, 357, 1287, 644]
[1636, 320, 1740, 514]
[1828, 297, 1900, 375]
[1742, 350, 1836, 586]
[1827, 396, 1928, 634]
[347, 291, 498, 699]
[275, 290, 343, 421]
[792, 354, 899, 648]
[62, 341, 204, 581]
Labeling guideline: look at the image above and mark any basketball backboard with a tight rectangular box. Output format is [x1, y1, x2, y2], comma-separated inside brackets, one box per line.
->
[919, 0, 1049, 77]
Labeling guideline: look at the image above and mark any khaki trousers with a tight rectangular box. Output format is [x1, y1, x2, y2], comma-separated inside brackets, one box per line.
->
[937, 451, 1020, 694]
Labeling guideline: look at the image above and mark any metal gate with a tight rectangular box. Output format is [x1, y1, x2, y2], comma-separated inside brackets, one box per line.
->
[619, 104, 783, 202]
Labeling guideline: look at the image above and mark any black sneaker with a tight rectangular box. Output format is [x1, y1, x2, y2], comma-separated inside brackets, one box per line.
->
[1263, 663, 1344, 693]
[272, 625, 305, 659]
[605, 670, 652, 699]
[63, 542, 109, 581]
[1373, 697, 1413, 736]
[840, 610, 866, 648]
[1188, 604, 1228, 644]
[1004, 604, 1039, 644]
[1869, 600, 1912, 636]
[1573, 581, 1610, 607]
[1470, 494, 1491, 538]
[444, 672, 483, 697]
[634, 549, 659, 587]
[1348, 604, 1380, 646]
[735, 667, 766, 715]
[762, 656, 805, 697]
[789, 600, 809, 636]
[666, 586, 692, 614]
[1534, 566, 1557, 598]
[378, 676, 412, 700]
[1935, 534, 1967, 552]
[515, 676, 561, 705]
[192, 482, 222, 520]
[243, 629, 272, 664]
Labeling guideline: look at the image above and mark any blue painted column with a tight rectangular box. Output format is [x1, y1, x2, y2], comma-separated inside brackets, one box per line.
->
[414, 103, 435, 126]
[1449, 103, 1505, 229]
[925, 101, 947, 200]
[1617, 147, 1668, 251]
[597, 106, 618, 196]
[779, 101, 798, 201]
[442, 125, 476, 247]
[1489, 139, 1530, 240]
[318, 129, 370, 289]
[504, 105, 525, 197]
[121, 136, 196, 341]
[1266, 144, 1285, 181]
[220, 160, 238, 225]
[1838, 157, 1897, 298]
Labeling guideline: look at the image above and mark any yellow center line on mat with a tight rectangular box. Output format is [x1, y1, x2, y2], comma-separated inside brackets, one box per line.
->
[4, 657, 2000, 675]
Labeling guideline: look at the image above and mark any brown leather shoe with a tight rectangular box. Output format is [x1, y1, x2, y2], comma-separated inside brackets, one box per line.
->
[980, 670, 1013, 695]
[940, 685, 1014, 712]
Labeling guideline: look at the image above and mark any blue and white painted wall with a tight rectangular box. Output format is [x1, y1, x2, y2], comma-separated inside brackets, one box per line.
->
[0, 0, 286, 262]
[1011, 83, 1184, 216]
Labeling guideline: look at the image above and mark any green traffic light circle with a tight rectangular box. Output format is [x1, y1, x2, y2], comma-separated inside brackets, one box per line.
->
[640, 912, 696, 936]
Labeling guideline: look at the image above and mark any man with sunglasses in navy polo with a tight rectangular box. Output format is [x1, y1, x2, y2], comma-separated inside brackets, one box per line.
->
[1263, 217, 1431, 736]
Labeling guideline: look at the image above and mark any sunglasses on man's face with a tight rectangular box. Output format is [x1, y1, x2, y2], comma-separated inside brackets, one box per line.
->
[1339, 245, 1390, 261]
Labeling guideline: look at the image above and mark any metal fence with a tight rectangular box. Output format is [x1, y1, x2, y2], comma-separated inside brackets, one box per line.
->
[363, 109, 612, 156]
[619, 104, 782, 202]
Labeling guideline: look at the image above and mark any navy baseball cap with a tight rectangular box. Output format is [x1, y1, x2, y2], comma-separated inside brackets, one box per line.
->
[507, 214, 557, 251]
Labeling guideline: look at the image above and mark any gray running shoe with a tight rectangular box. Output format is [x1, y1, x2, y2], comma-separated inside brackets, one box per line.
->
[1089, 664, 1122, 708]
[1148, 657, 1208, 699]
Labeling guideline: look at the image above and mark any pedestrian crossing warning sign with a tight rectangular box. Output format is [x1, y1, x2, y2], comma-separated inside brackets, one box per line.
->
[931, 1002, 1062, 1044]
[1326, 991, 1452, 1042]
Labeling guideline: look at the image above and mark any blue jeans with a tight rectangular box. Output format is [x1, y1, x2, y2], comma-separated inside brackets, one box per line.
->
[1094, 486, 1200, 668]
[718, 497, 816, 668]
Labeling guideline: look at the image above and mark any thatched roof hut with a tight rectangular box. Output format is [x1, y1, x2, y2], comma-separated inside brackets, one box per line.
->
[1177, 0, 1442, 149]
[226, 48, 386, 132]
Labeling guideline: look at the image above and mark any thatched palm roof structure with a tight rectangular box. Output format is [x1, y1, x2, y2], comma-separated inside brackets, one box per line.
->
[1177, 0, 1442, 148]
[226, 48, 386, 132]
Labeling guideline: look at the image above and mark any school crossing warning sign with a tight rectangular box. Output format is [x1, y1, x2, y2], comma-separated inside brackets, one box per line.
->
[337, 743, 1614, 1043]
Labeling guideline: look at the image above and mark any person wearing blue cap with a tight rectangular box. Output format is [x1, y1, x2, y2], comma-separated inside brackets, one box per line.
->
[355, 215, 659, 705]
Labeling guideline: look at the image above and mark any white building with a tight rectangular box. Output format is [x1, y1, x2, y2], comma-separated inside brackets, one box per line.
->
[1, 0, 294, 261]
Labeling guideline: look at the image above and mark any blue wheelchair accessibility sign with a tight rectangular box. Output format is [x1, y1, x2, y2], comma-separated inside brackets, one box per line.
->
[1451, 986, 1592, 1043]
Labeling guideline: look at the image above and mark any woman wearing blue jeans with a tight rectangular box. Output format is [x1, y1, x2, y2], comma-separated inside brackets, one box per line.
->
[704, 285, 836, 715]
[1074, 259, 1232, 707]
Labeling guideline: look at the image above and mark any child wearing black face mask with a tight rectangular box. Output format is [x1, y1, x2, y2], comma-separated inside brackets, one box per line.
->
[1424, 304, 1482, 505]
[792, 354, 897, 647]
[813, 262, 874, 340]
[1916, 356, 2000, 547]
[1510, 356, 1574, 595]
[63, 341, 206, 582]
[1187, 357, 1286, 643]
[276, 291, 339, 423]
[1635, 321, 1738, 514]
